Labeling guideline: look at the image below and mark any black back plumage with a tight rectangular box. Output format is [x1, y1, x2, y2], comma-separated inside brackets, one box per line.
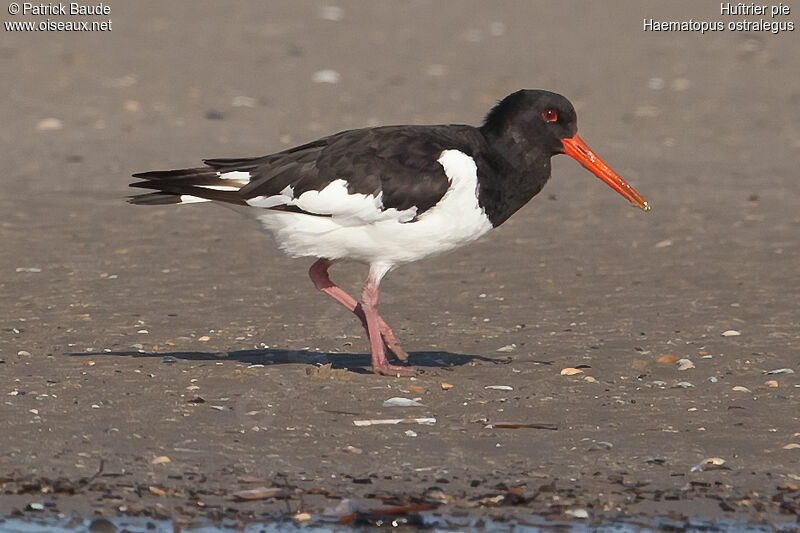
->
[131, 89, 584, 227]
[131, 125, 489, 219]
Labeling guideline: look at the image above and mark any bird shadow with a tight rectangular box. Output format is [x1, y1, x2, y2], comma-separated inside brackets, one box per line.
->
[67, 348, 510, 374]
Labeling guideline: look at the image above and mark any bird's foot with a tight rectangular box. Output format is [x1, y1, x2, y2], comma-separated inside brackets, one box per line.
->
[372, 362, 416, 377]
[384, 339, 409, 362]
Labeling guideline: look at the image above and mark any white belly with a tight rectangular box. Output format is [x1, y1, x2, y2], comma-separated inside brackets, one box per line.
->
[255, 149, 494, 265]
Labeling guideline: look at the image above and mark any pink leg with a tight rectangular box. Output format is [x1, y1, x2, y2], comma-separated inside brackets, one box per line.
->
[309, 259, 409, 362]
[361, 264, 414, 376]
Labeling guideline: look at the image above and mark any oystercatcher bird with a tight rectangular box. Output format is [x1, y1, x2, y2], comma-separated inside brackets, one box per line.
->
[130, 90, 649, 376]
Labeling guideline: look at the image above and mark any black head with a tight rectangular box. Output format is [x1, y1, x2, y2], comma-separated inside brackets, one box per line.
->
[480, 89, 578, 156]
[480, 89, 650, 211]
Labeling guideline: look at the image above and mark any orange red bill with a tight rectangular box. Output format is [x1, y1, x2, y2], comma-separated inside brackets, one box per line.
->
[561, 134, 650, 211]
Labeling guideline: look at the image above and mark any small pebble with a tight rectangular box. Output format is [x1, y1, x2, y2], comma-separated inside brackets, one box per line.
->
[231, 96, 257, 108]
[425, 64, 448, 77]
[312, 69, 341, 84]
[488, 21, 507, 36]
[670, 78, 691, 91]
[318, 5, 344, 21]
[342, 445, 362, 454]
[35, 118, 63, 131]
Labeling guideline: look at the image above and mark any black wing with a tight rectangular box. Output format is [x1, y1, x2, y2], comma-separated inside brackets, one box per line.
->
[130, 124, 485, 219]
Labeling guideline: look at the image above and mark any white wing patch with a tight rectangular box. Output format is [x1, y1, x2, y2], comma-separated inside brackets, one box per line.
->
[246, 185, 295, 208]
[179, 195, 211, 204]
[217, 171, 251, 185]
[247, 179, 417, 225]
[196, 185, 240, 191]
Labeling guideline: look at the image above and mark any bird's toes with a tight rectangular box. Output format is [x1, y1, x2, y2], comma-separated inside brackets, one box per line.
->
[385, 342, 409, 362]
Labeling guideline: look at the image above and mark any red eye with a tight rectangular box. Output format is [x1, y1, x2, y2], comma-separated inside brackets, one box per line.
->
[542, 109, 558, 123]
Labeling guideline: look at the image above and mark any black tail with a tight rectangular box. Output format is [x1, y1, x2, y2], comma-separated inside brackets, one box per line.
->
[129, 166, 251, 206]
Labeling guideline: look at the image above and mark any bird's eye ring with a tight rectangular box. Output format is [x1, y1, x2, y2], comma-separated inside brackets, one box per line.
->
[541, 109, 558, 123]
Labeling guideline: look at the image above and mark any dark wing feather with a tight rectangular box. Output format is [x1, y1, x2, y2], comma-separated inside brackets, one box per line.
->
[241, 125, 484, 216]
[130, 124, 486, 218]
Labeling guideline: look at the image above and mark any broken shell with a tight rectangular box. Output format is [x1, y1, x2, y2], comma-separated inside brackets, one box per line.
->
[732, 386, 752, 393]
[484, 385, 513, 390]
[440, 382, 454, 390]
[782, 443, 800, 450]
[721, 330, 741, 337]
[560, 368, 584, 376]
[383, 397, 424, 407]
[233, 487, 290, 501]
[677, 359, 695, 371]
[151, 455, 171, 465]
[764, 380, 778, 388]
[691, 457, 726, 472]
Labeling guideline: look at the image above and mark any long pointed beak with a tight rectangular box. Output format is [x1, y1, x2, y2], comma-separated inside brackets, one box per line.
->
[561, 134, 650, 211]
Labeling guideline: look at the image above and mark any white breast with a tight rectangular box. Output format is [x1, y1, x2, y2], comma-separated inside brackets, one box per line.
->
[253, 149, 494, 265]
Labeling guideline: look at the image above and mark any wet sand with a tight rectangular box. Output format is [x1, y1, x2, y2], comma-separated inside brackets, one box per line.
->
[1, 1, 798, 529]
